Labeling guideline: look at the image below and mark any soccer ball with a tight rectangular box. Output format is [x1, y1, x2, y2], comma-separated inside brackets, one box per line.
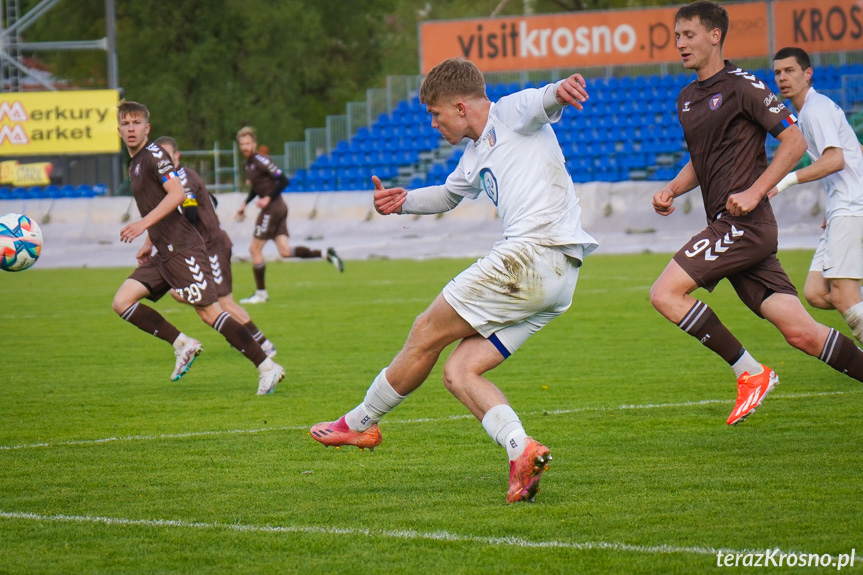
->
[0, 213, 42, 272]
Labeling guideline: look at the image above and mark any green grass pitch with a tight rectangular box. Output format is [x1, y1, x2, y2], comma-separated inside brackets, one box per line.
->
[1, 250, 860, 573]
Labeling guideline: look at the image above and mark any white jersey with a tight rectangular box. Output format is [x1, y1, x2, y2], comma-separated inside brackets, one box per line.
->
[798, 88, 863, 219]
[443, 87, 598, 262]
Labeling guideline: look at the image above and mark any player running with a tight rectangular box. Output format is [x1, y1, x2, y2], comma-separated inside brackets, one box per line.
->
[649, 2, 863, 426]
[770, 47, 863, 344]
[234, 126, 343, 304]
[154, 136, 278, 359]
[310, 57, 597, 503]
[112, 101, 285, 395]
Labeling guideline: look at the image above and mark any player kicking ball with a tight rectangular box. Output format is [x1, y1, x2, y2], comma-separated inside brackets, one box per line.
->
[310, 57, 597, 503]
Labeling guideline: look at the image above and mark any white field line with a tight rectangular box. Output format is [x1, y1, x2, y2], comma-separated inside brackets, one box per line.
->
[0, 389, 858, 452]
[0, 510, 826, 560]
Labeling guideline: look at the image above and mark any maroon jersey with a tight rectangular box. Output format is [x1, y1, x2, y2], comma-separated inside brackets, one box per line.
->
[678, 61, 798, 224]
[178, 165, 232, 254]
[244, 153, 284, 199]
[128, 141, 203, 261]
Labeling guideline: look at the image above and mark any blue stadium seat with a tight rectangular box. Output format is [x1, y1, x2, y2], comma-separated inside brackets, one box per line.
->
[92, 184, 109, 196]
[44, 185, 62, 198]
[0, 187, 12, 199]
[12, 187, 27, 199]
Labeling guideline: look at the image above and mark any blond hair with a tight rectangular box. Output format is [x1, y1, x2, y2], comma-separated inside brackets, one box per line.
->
[236, 126, 257, 142]
[419, 58, 487, 106]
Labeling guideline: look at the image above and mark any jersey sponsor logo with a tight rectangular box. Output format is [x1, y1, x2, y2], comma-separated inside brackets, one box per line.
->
[682, 101, 691, 113]
[709, 93, 723, 110]
[479, 168, 499, 206]
[684, 225, 744, 261]
[157, 158, 174, 175]
[769, 103, 786, 114]
[764, 93, 777, 106]
[728, 67, 765, 90]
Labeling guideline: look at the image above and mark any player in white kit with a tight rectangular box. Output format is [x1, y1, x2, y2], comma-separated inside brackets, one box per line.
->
[310, 57, 597, 503]
[772, 47, 863, 343]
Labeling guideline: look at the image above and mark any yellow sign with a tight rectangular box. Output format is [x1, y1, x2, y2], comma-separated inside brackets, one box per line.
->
[0, 89, 120, 156]
[0, 160, 53, 186]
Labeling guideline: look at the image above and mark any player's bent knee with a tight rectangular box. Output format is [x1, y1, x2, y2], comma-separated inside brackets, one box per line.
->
[441, 359, 465, 393]
[111, 298, 129, 316]
[648, 284, 672, 313]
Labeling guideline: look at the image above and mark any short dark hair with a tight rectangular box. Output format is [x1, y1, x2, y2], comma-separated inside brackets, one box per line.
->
[773, 46, 812, 71]
[675, 1, 729, 47]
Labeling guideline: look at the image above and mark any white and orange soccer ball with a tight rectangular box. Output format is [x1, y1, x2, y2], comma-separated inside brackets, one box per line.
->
[0, 213, 42, 272]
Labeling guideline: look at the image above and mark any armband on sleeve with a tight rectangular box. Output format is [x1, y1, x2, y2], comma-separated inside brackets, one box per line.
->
[775, 171, 799, 194]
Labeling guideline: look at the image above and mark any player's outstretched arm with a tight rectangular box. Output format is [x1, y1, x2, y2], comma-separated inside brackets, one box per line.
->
[554, 74, 589, 110]
[770, 146, 845, 199]
[372, 175, 407, 215]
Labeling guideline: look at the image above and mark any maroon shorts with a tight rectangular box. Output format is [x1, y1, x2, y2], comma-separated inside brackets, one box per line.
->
[672, 217, 797, 317]
[253, 200, 289, 240]
[208, 245, 235, 298]
[129, 245, 218, 307]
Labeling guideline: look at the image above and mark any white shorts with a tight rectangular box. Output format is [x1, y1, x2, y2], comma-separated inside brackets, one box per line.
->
[809, 216, 863, 280]
[442, 239, 580, 358]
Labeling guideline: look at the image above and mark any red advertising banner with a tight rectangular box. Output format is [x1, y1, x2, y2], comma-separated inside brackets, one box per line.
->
[773, 0, 863, 54]
[419, 3, 768, 73]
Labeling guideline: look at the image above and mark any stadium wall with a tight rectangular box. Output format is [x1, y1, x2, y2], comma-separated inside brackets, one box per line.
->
[0, 181, 824, 270]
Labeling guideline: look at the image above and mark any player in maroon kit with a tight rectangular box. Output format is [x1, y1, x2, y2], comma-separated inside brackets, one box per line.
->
[112, 101, 285, 395]
[235, 126, 343, 304]
[649, 1, 863, 425]
[154, 136, 278, 359]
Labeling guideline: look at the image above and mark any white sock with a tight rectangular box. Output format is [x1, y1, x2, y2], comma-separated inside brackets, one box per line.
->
[482, 404, 529, 461]
[172, 333, 188, 350]
[345, 368, 406, 431]
[843, 301, 863, 343]
[731, 350, 762, 379]
[257, 357, 274, 373]
[256, 289, 268, 297]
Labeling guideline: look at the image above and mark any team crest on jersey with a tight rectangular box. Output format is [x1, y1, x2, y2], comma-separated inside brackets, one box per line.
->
[483, 128, 497, 149]
[709, 94, 723, 110]
[134, 164, 141, 176]
[480, 168, 499, 206]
